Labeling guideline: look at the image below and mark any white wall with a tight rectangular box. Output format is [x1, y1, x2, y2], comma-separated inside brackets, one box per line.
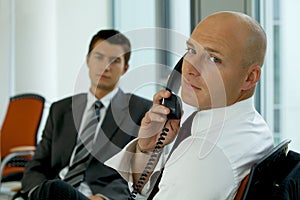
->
[113, 0, 195, 121]
[281, 0, 300, 152]
[113, 0, 191, 93]
[113, 0, 157, 100]
[0, 0, 12, 124]
[0, 0, 112, 139]
[14, 0, 57, 99]
[56, 0, 112, 99]
[168, 0, 191, 64]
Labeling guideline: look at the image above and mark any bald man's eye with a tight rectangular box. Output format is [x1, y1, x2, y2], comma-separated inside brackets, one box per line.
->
[209, 56, 221, 63]
[186, 47, 196, 55]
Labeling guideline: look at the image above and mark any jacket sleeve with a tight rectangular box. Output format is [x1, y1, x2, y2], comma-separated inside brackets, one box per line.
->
[21, 104, 55, 193]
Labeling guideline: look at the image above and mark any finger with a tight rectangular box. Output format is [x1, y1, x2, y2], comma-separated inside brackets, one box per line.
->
[165, 119, 181, 136]
[148, 104, 172, 124]
[151, 104, 170, 116]
[169, 119, 181, 131]
[141, 105, 168, 126]
[153, 89, 171, 104]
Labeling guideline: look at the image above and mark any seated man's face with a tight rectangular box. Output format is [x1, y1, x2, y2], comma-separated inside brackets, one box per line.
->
[181, 13, 253, 110]
[87, 39, 128, 93]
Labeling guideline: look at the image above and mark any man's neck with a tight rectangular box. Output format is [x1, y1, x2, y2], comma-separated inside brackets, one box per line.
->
[90, 87, 113, 99]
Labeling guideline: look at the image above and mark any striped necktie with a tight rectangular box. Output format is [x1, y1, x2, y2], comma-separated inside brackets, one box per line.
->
[64, 100, 103, 188]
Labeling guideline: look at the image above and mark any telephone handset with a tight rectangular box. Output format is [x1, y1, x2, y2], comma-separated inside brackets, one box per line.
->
[162, 56, 183, 119]
[129, 57, 184, 200]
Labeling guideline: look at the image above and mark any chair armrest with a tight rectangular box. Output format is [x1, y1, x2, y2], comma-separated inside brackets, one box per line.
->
[11, 185, 22, 192]
[0, 150, 35, 182]
[10, 146, 36, 153]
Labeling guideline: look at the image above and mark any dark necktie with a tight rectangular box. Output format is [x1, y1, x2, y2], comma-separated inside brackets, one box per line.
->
[64, 100, 103, 188]
[147, 111, 197, 199]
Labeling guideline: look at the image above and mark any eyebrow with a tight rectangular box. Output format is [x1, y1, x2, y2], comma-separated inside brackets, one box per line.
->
[204, 47, 224, 57]
[93, 52, 104, 56]
[186, 40, 195, 48]
[186, 40, 224, 58]
[93, 52, 121, 59]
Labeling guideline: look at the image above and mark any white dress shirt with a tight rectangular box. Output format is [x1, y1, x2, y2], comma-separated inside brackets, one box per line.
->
[105, 97, 274, 199]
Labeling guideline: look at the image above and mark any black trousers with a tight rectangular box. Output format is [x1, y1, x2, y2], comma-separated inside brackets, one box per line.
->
[28, 180, 89, 200]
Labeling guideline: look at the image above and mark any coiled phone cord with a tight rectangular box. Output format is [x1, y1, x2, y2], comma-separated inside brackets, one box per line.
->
[129, 122, 169, 200]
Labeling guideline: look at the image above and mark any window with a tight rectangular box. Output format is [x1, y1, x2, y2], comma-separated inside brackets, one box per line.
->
[254, 0, 281, 144]
[112, 0, 190, 101]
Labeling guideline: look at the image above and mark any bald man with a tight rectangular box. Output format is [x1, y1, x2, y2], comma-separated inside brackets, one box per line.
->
[106, 11, 274, 199]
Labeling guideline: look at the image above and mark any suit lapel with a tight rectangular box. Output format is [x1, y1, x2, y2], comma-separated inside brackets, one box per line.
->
[58, 94, 87, 167]
[91, 90, 130, 161]
[72, 94, 87, 133]
[101, 90, 128, 136]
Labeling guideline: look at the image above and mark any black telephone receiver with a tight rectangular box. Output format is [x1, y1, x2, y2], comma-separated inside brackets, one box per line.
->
[129, 57, 184, 200]
[162, 56, 183, 119]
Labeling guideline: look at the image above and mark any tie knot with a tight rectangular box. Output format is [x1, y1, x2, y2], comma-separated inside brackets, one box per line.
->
[94, 101, 103, 120]
[94, 100, 103, 109]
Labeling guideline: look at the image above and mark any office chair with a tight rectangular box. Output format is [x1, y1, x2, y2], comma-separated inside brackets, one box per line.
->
[234, 140, 289, 200]
[272, 150, 300, 199]
[235, 139, 300, 200]
[0, 93, 45, 183]
[234, 174, 249, 200]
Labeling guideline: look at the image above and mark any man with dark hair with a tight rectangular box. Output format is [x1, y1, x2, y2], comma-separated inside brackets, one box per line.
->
[19, 29, 152, 200]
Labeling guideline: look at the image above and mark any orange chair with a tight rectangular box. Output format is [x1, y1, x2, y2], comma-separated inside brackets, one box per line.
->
[234, 174, 250, 200]
[0, 93, 45, 183]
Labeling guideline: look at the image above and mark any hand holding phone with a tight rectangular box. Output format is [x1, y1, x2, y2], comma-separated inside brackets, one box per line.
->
[138, 90, 181, 150]
[130, 56, 184, 199]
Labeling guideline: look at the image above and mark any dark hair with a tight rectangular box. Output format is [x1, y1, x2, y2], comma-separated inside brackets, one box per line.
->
[87, 29, 131, 65]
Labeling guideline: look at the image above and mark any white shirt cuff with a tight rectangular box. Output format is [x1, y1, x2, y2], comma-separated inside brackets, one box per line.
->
[105, 138, 170, 196]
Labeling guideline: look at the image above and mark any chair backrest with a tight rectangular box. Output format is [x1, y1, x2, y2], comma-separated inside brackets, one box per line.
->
[234, 174, 249, 200]
[0, 93, 45, 159]
[241, 139, 291, 200]
[272, 150, 300, 199]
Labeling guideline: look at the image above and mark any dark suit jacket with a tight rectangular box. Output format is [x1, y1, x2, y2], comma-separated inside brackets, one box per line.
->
[21, 90, 152, 200]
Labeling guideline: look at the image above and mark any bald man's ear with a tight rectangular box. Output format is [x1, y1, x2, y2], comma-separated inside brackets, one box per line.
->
[241, 65, 261, 91]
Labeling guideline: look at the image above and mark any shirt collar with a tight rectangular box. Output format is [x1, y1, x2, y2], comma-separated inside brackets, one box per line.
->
[192, 97, 255, 135]
[86, 87, 119, 110]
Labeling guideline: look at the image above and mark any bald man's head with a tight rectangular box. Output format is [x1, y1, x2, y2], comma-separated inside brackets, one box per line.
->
[182, 11, 267, 108]
[197, 11, 267, 68]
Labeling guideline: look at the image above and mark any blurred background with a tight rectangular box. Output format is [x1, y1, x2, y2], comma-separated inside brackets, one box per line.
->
[0, 0, 299, 152]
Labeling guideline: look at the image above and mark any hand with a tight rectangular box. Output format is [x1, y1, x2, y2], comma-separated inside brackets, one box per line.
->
[89, 195, 105, 200]
[138, 90, 181, 152]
